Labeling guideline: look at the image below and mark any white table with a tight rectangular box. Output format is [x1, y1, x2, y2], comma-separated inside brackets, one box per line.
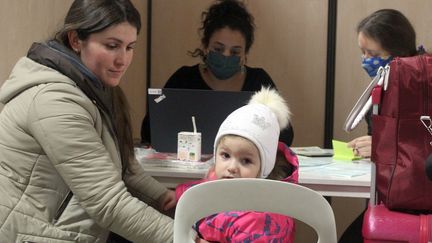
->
[140, 154, 372, 199]
[298, 156, 371, 198]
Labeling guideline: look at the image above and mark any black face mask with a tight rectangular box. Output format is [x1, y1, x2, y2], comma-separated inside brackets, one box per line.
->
[205, 51, 241, 80]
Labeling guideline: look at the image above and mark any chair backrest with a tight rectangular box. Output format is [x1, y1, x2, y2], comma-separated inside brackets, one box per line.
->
[173, 178, 337, 243]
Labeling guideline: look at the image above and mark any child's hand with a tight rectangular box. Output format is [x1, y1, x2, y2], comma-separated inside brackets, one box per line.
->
[158, 189, 176, 211]
[347, 135, 371, 158]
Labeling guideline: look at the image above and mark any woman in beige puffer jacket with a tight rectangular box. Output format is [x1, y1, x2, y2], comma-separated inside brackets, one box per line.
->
[0, 0, 174, 242]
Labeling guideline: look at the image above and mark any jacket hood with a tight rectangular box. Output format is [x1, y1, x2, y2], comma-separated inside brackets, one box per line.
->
[0, 56, 73, 104]
[277, 142, 299, 183]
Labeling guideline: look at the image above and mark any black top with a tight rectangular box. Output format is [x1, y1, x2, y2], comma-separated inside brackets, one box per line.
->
[141, 64, 295, 146]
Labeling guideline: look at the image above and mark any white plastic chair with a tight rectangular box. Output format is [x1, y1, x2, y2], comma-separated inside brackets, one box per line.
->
[173, 178, 337, 243]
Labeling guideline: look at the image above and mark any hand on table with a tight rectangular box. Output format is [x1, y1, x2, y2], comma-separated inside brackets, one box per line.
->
[347, 135, 371, 158]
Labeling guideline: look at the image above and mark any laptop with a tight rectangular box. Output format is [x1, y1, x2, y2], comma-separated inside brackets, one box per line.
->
[148, 88, 254, 154]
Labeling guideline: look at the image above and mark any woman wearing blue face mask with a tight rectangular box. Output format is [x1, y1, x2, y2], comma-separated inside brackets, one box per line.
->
[140, 0, 294, 147]
[347, 9, 419, 159]
[341, 9, 422, 243]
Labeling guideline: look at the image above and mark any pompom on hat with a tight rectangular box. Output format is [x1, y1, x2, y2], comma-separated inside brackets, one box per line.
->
[214, 87, 291, 178]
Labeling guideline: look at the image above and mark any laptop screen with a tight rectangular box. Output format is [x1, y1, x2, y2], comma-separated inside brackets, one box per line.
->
[148, 88, 254, 154]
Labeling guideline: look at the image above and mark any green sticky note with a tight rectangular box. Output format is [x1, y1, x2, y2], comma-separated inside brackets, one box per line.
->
[332, 140, 362, 161]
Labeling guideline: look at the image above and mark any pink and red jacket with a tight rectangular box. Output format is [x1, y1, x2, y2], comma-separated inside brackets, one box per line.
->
[176, 142, 299, 243]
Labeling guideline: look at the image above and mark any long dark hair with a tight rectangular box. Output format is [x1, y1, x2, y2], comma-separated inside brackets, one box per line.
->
[357, 9, 417, 57]
[189, 0, 255, 59]
[54, 0, 141, 175]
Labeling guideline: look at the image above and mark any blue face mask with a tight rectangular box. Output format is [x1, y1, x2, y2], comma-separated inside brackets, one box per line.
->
[205, 51, 241, 80]
[361, 55, 392, 77]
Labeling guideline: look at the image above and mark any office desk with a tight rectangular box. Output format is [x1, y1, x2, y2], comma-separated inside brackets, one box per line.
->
[139, 153, 372, 199]
[298, 156, 371, 198]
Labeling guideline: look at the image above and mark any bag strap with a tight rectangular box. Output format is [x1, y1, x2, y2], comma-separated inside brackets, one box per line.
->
[343, 66, 387, 132]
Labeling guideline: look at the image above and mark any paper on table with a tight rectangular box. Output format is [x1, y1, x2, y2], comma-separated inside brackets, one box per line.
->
[298, 155, 333, 167]
[332, 140, 362, 161]
[301, 162, 370, 178]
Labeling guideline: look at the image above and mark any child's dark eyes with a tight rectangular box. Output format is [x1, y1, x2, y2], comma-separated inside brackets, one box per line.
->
[241, 158, 253, 165]
[221, 152, 230, 159]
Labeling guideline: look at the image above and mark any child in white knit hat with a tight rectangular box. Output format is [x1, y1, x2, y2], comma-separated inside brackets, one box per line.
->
[176, 87, 299, 243]
[213, 86, 291, 179]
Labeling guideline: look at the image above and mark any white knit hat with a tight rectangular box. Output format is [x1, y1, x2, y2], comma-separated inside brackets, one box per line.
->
[214, 87, 291, 178]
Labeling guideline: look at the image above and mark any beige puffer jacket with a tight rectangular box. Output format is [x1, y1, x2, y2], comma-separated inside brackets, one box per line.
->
[0, 54, 173, 242]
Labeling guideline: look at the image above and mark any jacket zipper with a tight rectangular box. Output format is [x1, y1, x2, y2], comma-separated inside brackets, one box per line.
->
[52, 191, 73, 224]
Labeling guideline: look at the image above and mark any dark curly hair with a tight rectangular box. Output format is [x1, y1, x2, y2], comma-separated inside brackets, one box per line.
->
[357, 9, 417, 57]
[190, 0, 255, 58]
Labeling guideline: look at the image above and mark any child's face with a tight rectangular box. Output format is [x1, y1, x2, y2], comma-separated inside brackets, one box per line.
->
[214, 135, 261, 179]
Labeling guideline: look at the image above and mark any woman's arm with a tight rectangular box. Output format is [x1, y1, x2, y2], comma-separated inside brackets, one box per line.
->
[28, 84, 173, 242]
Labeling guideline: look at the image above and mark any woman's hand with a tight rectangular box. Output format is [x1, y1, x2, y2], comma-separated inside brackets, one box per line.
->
[158, 189, 176, 211]
[347, 135, 372, 158]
